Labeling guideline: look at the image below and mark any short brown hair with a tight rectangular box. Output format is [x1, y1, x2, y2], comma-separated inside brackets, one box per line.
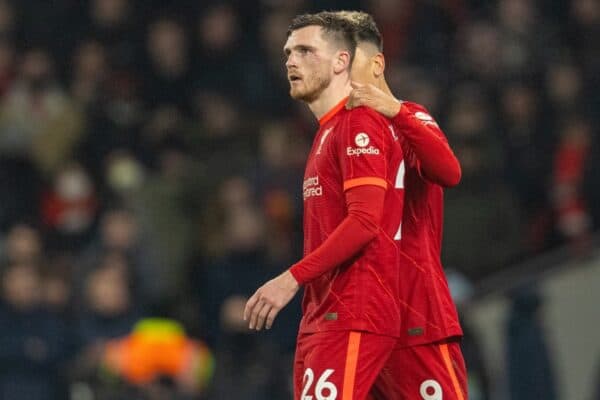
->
[335, 10, 383, 52]
[288, 11, 357, 63]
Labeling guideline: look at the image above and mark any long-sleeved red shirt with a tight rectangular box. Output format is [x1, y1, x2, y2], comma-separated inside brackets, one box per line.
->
[393, 102, 461, 187]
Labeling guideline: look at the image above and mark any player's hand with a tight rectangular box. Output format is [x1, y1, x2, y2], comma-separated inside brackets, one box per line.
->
[244, 270, 300, 331]
[347, 81, 402, 118]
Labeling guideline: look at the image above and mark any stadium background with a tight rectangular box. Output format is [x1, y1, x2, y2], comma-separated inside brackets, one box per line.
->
[0, 0, 598, 399]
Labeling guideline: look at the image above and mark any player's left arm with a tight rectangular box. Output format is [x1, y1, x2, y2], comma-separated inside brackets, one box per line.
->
[347, 82, 461, 187]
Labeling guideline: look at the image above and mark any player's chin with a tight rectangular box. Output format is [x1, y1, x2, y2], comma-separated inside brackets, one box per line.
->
[289, 87, 304, 100]
[290, 88, 316, 102]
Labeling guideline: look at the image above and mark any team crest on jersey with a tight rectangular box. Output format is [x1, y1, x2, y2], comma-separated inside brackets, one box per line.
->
[316, 128, 333, 154]
[354, 132, 370, 147]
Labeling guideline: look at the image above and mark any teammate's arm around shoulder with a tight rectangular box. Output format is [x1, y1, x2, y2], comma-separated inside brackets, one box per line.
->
[347, 81, 461, 187]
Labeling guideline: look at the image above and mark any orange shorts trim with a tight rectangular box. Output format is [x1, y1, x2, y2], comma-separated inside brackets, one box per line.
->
[439, 343, 465, 400]
[342, 331, 362, 400]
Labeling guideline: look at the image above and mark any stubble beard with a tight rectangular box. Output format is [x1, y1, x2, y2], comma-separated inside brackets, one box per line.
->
[290, 71, 331, 104]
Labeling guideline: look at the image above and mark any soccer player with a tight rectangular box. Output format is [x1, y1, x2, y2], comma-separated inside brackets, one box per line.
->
[340, 11, 468, 400]
[244, 12, 407, 400]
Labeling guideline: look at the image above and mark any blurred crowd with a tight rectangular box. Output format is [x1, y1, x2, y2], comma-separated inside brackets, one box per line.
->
[0, 0, 597, 399]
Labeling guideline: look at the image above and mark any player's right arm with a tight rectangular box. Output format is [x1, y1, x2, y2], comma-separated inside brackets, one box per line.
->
[347, 82, 461, 187]
[244, 184, 386, 331]
[292, 107, 400, 284]
[289, 184, 385, 284]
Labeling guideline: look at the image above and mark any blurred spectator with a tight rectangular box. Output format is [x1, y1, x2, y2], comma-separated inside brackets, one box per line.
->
[79, 207, 160, 309]
[0, 46, 84, 176]
[0, 37, 16, 98]
[545, 59, 584, 115]
[193, 3, 244, 95]
[81, 0, 141, 70]
[454, 20, 502, 85]
[41, 163, 99, 251]
[127, 143, 198, 308]
[0, 262, 71, 400]
[78, 70, 144, 177]
[144, 17, 192, 111]
[251, 120, 307, 268]
[186, 88, 256, 183]
[2, 222, 42, 264]
[70, 254, 142, 383]
[41, 256, 73, 315]
[70, 39, 109, 109]
[78, 253, 141, 342]
[551, 116, 593, 247]
[568, 0, 600, 100]
[0, 0, 15, 38]
[495, 0, 555, 78]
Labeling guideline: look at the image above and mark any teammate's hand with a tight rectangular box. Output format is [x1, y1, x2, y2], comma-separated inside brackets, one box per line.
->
[244, 270, 300, 331]
[347, 81, 402, 118]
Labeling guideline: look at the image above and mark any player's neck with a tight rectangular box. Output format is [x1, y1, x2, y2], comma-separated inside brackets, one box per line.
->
[380, 77, 393, 97]
[308, 77, 352, 121]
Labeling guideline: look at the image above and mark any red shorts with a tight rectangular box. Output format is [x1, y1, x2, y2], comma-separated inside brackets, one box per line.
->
[294, 331, 467, 400]
[294, 330, 397, 400]
[369, 340, 468, 400]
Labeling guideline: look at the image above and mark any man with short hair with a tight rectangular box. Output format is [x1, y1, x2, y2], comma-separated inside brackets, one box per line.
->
[244, 11, 407, 400]
[340, 10, 468, 400]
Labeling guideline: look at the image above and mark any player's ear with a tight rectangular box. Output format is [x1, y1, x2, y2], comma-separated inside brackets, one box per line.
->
[333, 50, 351, 74]
[372, 53, 385, 78]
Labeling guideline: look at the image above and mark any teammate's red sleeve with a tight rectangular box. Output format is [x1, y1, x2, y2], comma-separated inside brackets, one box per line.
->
[289, 185, 385, 285]
[393, 104, 461, 187]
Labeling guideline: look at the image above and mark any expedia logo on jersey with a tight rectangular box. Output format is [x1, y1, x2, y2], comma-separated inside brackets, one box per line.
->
[347, 132, 380, 156]
[303, 176, 322, 200]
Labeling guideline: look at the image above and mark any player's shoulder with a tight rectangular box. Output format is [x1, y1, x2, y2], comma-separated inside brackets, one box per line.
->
[344, 105, 389, 126]
[400, 101, 437, 121]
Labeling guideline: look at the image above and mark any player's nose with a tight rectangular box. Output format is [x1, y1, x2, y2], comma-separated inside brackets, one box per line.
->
[285, 54, 297, 69]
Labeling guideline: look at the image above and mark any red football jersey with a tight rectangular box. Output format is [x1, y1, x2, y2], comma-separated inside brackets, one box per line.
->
[391, 101, 463, 347]
[298, 98, 405, 338]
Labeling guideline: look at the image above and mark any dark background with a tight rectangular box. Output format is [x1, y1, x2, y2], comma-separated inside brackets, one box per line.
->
[0, 0, 597, 399]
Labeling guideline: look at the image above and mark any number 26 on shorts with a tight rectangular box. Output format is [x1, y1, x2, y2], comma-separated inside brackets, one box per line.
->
[301, 368, 338, 400]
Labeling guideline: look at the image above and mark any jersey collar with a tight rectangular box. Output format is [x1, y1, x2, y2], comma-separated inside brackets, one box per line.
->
[319, 97, 348, 126]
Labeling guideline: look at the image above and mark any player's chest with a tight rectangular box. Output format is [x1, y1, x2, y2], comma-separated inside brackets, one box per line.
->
[302, 123, 341, 201]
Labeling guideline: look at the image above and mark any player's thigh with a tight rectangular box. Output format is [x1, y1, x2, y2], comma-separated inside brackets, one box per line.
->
[294, 330, 396, 400]
[294, 333, 311, 400]
[371, 340, 468, 400]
